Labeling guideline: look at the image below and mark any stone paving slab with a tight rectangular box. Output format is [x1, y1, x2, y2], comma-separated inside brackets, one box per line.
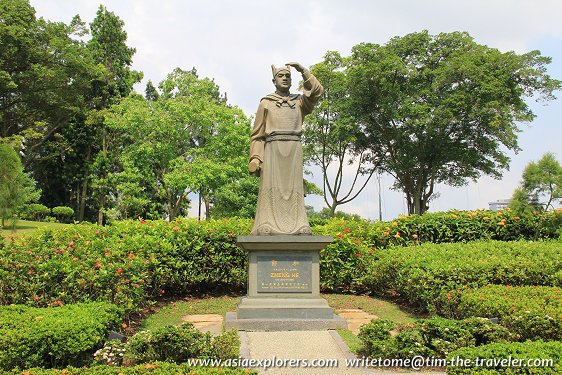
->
[181, 313, 223, 335]
[336, 309, 378, 334]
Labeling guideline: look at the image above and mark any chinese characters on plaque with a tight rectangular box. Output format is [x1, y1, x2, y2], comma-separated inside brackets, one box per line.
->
[257, 255, 312, 293]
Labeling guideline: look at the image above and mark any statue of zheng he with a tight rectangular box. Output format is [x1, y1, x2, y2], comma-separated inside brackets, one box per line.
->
[248, 62, 323, 235]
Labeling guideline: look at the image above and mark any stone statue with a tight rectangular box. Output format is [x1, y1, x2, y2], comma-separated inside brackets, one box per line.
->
[249, 62, 324, 235]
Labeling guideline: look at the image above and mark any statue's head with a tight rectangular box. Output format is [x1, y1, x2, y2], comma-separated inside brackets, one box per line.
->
[271, 65, 291, 93]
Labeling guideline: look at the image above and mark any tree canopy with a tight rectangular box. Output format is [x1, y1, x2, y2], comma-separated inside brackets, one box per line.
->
[510, 153, 562, 213]
[104, 68, 253, 221]
[0, 143, 40, 227]
[338, 31, 561, 214]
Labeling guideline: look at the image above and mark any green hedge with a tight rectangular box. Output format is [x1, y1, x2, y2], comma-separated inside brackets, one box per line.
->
[439, 285, 562, 341]
[313, 209, 562, 247]
[10, 363, 257, 374]
[446, 341, 562, 374]
[315, 209, 561, 292]
[19, 203, 51, 221]
[0, 302, 122, 371]
[124, 324, 239, 365]
[363, 239, 562, 311]
[51, 206, 75, 223]
[358, 317, 514, 360]
[0, 218, 251, 314]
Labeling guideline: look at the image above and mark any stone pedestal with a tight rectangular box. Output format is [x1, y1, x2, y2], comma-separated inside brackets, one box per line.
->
[225, 235, 347, 331]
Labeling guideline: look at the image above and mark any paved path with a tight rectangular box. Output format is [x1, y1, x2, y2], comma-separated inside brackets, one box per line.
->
[240, 330, 446, 375]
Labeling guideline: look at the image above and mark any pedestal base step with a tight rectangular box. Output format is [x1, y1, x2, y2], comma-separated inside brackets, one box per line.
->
[225, 312, 347, 331]
[235, 297, 335, 319]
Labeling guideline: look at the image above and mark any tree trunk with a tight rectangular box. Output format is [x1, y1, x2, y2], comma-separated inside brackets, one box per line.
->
[78, 178, 87, 222]
[204, 196, 211, 221]
[97, 194, 105, 226]
[406, 191, 429, 215]
[97, 129, 107, 226]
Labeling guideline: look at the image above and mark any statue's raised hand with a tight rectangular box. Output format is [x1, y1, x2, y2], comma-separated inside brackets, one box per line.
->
[285, 62, 305, 73]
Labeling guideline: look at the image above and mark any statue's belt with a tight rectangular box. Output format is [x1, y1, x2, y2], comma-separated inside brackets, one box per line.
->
[265, 134, 301, 142]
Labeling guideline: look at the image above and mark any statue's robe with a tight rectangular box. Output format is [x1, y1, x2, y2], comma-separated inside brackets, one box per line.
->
[249, 71, 323, 235]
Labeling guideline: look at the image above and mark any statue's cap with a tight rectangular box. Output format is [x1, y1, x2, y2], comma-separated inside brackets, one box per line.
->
[271, 64, 291, 78]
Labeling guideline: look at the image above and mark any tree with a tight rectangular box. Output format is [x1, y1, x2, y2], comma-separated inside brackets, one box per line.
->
[305, 51, 378, 217]
[145, 80, 159, 101]
[1, 1, 103, 224]
[510, 153, 562, 213]
[86, 5, 142, 224]
[343, 31, 561, 214]
[211, 175, 258, 218]
[0, 1, 99, 147]
[158, 68, 252, 220]
[0, 143, 40, 227]
[104, 68, 252, 221]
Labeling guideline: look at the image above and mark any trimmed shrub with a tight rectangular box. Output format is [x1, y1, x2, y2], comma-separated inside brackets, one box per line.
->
[357, 319, 398, 358]
[363, 240, 562, 311]
[359, 317, 514, 360]
[124, 323, 239, 365]
[446, 341, 562, 374]
[51, 206, 75, 223]
[19, 203, 51, 221]
[439, 285, 562, 341]
[0, 302, 123, 371]
[319, 224, 372, 292]
[0, 218, 251, 314]
[313, 209, 562, 248]
[9, 363, 257, 374]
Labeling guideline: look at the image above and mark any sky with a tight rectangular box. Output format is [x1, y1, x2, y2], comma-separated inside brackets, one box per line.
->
[31, 0, 562, 220]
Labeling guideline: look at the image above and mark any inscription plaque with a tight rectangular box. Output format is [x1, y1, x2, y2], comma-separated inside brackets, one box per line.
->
[257, 255, 312, 293]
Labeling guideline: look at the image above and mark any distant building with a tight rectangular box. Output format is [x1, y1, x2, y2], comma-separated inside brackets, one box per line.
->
[489, 199, 510, 211]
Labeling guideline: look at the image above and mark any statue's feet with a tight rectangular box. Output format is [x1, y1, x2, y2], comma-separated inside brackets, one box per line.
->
[297, 226, 312, 235]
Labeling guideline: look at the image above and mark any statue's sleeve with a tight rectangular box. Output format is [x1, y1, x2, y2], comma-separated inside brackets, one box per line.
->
[300, 70, 324, 116]
[249, 100, 267, 174]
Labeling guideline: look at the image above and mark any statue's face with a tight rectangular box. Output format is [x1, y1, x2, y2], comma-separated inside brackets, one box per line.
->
[273, 71, 291, 92]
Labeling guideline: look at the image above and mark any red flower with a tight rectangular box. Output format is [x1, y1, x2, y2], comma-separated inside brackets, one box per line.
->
[33, 296, 39, 301]
[355, 253, 361, 258]
[343, 228, 350, 233]
[116, 268, 124, 275]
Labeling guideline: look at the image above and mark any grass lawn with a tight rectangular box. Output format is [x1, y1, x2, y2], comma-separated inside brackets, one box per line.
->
[323, 293, 418, 324]
[140, 295, 241, 331]
[1, 219, 68, 240]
